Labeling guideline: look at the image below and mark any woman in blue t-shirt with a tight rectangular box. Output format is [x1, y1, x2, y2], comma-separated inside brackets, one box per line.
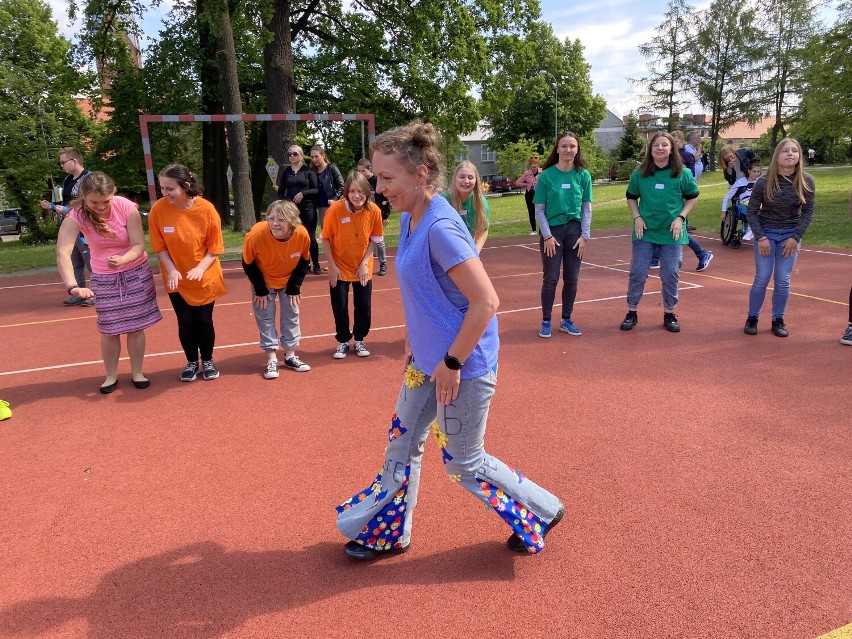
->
[533, 132, 593, 339]
[335, 121, 563, 560]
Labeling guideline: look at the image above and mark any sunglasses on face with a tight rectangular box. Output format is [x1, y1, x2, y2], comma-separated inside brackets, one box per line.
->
[288, 152, 300, 157]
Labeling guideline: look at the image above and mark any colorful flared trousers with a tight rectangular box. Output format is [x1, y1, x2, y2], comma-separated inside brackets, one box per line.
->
[336, 364, 562, 553]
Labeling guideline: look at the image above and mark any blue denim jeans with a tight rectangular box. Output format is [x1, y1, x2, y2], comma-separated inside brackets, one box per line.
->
[748, 228, 799, 319]
[627, 240, 683, 312]
[653, 234, 706, 262]
[336, 364, 563, 554]
[540, 221, 582, 322]
[252, 288, 301, 352]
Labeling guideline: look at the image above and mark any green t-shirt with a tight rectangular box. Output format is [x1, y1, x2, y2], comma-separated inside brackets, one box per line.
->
[626, 166, 699, 245]
[532, 165, 592, 226]
[440, 191, 490, 236]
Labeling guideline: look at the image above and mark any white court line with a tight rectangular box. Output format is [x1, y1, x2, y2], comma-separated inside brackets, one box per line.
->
[0, 277, 703, 378]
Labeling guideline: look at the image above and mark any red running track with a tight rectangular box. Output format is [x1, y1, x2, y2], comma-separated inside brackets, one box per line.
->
[0, 231, 850, 638]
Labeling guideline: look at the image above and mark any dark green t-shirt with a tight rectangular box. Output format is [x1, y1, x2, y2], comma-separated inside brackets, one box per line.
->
[532, 165, 592, 226]
[626, 166, 698, 245]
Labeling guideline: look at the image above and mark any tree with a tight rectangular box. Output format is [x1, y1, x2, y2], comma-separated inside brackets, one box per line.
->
[792, 2, 852, 156]
[612, 114, 645, 161]
[758, 0, 821, 148]
[205, 0, 255, 231]
[483, 22, 606, 150]
[0, 0, 93, 241]
[633, 0, 694, 132]
[495, 137, 539, 180]
[689, 0, 766, 169]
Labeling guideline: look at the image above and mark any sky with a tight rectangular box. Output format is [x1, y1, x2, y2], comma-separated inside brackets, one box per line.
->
[542, 0, 699, 118]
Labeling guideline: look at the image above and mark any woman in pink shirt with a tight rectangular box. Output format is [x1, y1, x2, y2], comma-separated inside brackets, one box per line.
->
[57, 172, 162, 393]
[514, 155, 543, 235]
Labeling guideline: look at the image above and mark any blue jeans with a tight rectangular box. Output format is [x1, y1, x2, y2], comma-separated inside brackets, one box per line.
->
[540, 221, 582, 322]
[627, 240, 683, 312]
[748, 228, 799, 319]
[252, 288, 301, 352]
[653, 234, 706, 262]
[336, 364, 563, 554]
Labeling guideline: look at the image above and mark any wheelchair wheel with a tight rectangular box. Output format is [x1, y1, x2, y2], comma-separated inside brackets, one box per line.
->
[720, 209, 737, 245]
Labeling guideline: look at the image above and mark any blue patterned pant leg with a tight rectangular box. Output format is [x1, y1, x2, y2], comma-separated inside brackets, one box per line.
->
[436, 369, 563, 553]
[336, 371, 436, 550]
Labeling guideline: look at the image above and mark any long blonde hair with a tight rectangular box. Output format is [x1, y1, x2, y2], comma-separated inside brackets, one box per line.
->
[449, 161, 486, 240]
[764, 138, 813, 204]
[70, 172, 116, 237]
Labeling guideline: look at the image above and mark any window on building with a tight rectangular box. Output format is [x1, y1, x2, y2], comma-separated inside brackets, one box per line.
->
[454, 149, 468, 163]
[481, 145, 496, 163]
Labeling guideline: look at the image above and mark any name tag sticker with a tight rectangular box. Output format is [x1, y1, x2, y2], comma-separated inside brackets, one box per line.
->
[655, 184, 665, 190]
[341, 217, 351, 223]
[562, 183, 571, 189]
[164, 226, 175, 233]
[290, 252, 300, 259]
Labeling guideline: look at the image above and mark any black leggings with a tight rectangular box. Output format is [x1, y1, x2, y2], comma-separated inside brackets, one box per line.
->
[168, 292, 216, 362]
[299, 206, 320, 269]
[329, 279, 372, 343]
[525, 190, 537, 232]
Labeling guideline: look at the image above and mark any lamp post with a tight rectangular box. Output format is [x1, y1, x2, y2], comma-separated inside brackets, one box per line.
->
[539, 70, 558, 139]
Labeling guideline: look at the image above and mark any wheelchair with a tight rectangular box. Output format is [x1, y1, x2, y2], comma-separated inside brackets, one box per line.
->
[720, 203, 747, 249]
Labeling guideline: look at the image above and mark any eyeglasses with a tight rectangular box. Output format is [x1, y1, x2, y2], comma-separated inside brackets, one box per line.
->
[267, 217, 286, 223]
[288, 152, 300, 157]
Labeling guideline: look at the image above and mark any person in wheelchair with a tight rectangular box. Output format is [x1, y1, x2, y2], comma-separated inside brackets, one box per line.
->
[721, 162, 762, 246]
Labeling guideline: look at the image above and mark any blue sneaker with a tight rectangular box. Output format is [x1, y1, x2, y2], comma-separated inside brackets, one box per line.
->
[538, 321, 552, 338]
[696, 251, 714, 272]
[559, 318, 582, 336]
[649, 260, 660, 269]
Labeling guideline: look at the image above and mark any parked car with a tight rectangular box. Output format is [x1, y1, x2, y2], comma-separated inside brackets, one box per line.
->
[0, 209, 28, 235]
[486, 175, 514, 193]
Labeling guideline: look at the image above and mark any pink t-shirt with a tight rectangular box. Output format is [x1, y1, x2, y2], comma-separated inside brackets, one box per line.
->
[68, 196, 148, 274]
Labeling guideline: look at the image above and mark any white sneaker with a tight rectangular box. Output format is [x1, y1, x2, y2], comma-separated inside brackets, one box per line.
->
[264, 360, 279, 379]
[354, 341, 370, 357]
[743, 228, 754, 241]
[333, 342, 350, 359]
[529, 231, 537, 236]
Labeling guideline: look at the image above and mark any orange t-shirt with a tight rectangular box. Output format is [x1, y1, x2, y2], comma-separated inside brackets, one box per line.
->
[321, 199, 383, 281]
[242, 221, 311, 289]
[149, 196, 227, 305]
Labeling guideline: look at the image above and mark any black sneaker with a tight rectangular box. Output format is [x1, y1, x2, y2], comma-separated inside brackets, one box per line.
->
[378, 261, 387, 276]
[744, 316, 758, 335]
[283, 355, 311, 372]
[507, 503, 565, 553]
[311, 265, 322, 275]
[201, 360, 220, 380]
[771, 319, 788, 337]
[180, 361, 199, 382]
[620, 311, 638, 331]
[344, 540, 410, 560]
[663, 312, 681, 332]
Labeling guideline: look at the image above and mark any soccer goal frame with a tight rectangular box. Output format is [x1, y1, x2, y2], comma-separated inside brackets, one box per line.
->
[139, 113, 377, 202]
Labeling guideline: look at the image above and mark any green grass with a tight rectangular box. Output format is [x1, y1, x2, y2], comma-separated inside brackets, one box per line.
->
[3, 166, 850, 275]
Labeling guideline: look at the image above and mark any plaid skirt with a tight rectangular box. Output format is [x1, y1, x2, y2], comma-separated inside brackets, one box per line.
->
[90, 261, 163, 336]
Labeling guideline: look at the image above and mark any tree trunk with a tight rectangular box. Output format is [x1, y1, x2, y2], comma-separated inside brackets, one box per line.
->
[197, 0, 229, 224]
[264, 0, 297, 193]
[250, 122, 270, 220]
[216, 5, 256, 232]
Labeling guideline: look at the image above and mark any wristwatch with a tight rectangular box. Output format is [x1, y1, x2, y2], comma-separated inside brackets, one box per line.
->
[66, 285, 76, 295]
[677, 214, 687, 221]
[443, 353, 463, 370]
